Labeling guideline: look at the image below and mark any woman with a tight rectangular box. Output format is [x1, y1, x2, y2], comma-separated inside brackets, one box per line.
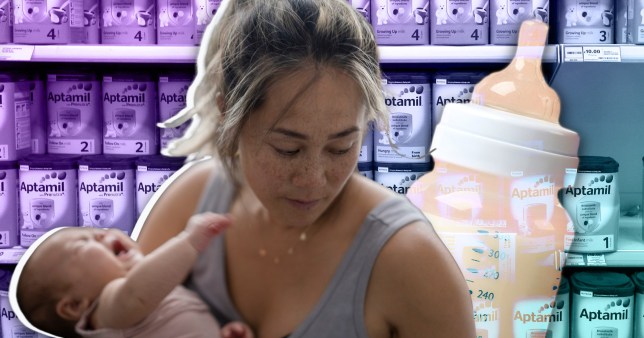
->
[137, 0, 475, 337]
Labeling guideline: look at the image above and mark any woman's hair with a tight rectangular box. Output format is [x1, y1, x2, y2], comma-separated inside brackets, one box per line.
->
[161, 0, 387, 180]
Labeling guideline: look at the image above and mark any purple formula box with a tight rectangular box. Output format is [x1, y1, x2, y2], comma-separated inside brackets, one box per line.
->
[103, 73, 158, 155]
[432, 72, 486, 134]
[0, 161, 19, 248]
[372, 0, 430, 45]
[558, 0, 615, 44]
[0, 0, 11, 43]
[12, 0, 84, 44]
[375, 72, 432, 164]
[158, 72, 191, 150]
[28, 74, 47, 154]
[430, 0, 490, 45]
[349, 0, 372, 22]
[135, 155, 185, 217]
[85, 0, 100, 43]
[0, 73, 32, 161]
[101, 0, 156, 44]
[491, 0, 549, 45]
[19, 154, 80, 248]
[0, 268, 43, 338]
[71, 0, 100, 43]
[157, 0, 194, 45]
[47, 73, 103, 155]
[194, 0, 220, 44]
[78, 155, 137, 235]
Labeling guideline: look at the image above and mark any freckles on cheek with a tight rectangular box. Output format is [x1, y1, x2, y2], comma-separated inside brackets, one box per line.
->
[252, 152, 289, 181]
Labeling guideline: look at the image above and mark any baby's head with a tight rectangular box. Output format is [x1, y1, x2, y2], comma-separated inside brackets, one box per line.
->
[16, 227, 142, 337]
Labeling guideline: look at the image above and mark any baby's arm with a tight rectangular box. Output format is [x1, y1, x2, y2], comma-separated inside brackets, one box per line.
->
[92, 212, 231, 330]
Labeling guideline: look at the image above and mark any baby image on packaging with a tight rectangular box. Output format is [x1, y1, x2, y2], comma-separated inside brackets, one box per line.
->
[9, 212, 253, 338]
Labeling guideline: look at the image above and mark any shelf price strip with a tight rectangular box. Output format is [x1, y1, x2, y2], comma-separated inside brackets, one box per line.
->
[0, 46, 34, 61]
[564, 46, 621, 63]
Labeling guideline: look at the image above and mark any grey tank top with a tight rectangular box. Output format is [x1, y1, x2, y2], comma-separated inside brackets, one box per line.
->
[186, 169, 429, 338]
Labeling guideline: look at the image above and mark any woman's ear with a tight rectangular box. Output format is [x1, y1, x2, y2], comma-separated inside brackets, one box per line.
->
[56, 296, 91, 321]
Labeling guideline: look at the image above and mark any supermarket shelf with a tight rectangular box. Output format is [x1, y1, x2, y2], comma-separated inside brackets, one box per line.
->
[0, 44, 559, 64]
[378, 45, 558, 63]
[0, 45, 201, 63]
[564, 217, 644, 268]
[560, 44, 644, 63]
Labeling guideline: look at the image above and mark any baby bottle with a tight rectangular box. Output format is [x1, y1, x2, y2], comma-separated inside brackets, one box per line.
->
[407, 20, 579, 338]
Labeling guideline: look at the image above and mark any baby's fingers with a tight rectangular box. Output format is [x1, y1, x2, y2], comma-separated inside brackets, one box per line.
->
[221, 321, 254, 338]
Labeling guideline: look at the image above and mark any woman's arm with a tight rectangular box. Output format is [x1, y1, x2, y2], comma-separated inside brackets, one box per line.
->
[136, 158, 216, 254]
[372, 221, 476, 338]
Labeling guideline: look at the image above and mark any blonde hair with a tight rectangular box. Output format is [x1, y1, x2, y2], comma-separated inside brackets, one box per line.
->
[161, 0, 387, 180]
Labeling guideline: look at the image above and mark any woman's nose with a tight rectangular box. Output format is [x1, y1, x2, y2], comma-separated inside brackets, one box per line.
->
[291, 156, 327, 189]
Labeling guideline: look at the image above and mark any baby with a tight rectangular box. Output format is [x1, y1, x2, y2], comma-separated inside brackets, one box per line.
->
[15, 213, 253, 338]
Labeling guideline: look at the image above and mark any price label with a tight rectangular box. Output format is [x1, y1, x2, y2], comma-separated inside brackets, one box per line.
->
[564, 46, 583, 62]
[586, 254, 607, 266]
[582, 46, 621, 62]
[0, 45, 35, 61]
[564, 46, 622, 63]
[564, 253, 586, 266]
[0, 248, 27, 264]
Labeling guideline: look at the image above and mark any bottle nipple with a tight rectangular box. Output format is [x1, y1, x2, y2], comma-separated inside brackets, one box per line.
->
[471, 20, 560, 123]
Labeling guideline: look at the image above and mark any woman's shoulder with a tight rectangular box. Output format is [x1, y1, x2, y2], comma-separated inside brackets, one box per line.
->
[146, 156, 219, 213]
[366, 215, 475, 335]
[135, 157, 220, 252]
[366, 219, 474, 335]
[348, 173, 400, 212]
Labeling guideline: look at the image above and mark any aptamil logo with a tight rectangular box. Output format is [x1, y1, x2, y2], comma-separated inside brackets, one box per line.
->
[137, 172, 173, 194]
[380, 172, 425, 195]
[474, 309, 498, 322]
[473, 302, 498, 323]
[580, 309, 629, 321]
[511, 175, 555, 200]
[138, 182, 160, 194]
[80, 172, 127, 193]
[514, 300, 565, 324]
[20, 171, 67, 193]
[438, 175, 481, 194]
[435, 95, 470, 106]
[47, 82, 93, 103]
[564, 174, 614, 197]
[1, 307, 15, 320]
[579, 298, 631, 322]
[104, 83, 148, 104]
[160, 84, 189, 105]
[384, 85, 424, 107]
[435, 85, 474, 106]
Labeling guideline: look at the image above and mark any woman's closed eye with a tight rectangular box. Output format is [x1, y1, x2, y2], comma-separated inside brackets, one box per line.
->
[272, 146, 300, 157]
[328, 147, 352, 155]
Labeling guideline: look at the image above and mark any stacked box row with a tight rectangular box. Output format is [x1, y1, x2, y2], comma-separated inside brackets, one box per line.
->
[0, 1, 640, 45]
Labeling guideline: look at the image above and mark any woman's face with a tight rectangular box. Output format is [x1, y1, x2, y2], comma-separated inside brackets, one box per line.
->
[238, 66, 366, 227]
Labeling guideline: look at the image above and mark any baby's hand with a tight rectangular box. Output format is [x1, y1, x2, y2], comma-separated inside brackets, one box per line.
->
[183, 212, 231, 252]
[221, 321, 255, 338]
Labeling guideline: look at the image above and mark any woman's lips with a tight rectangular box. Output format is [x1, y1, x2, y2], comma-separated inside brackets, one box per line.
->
[286, 198, 320, 210]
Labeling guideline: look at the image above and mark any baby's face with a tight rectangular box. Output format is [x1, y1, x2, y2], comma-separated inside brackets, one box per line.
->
[50, 228, 143, 299]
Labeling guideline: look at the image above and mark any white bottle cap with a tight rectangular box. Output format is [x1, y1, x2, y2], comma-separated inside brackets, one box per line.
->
[433, 103, 579, 177]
